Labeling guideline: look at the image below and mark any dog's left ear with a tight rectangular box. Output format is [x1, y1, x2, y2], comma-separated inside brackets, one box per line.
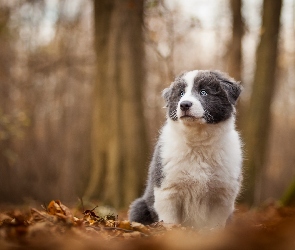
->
[213, 71, 242, 105]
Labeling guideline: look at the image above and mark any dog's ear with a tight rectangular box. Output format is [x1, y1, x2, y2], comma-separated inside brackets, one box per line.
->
[220, 80, 242, 105]
[162, 86, 171, 107]
[212, 71, 242, 105]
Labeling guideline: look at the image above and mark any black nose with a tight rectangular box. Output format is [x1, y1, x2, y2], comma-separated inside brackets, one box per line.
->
[180, 101, 192, 111]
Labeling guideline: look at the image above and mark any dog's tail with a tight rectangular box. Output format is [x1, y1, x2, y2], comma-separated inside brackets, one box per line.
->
[128, 197, 157, 225]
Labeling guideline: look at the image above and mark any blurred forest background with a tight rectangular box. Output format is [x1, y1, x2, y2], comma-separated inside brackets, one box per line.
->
[0, 0, 295, 209]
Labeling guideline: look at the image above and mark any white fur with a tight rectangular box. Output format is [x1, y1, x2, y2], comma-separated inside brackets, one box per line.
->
[153, 117, 242, 229]
[177, 70, 206, 123]
[183, 70, 199, 92]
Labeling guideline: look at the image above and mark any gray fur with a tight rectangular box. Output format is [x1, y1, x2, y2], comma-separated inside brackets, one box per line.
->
[162, 76, 187, 121]
[211, 71, 242, 105]
[129, 142, 162, 224]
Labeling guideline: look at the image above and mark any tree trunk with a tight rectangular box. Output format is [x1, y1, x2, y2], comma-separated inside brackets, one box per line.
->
[85, 0, 148, 209]
[227, 0, 243, 81]
[227, 0, 245, 132]
[0, 6, 17, 202]
[242, 0, 282, 205]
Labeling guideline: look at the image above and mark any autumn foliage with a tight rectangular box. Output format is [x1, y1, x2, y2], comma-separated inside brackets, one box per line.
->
[0, 200, 294, 249]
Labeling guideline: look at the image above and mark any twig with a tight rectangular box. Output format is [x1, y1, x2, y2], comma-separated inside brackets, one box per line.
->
[85, 225, 149, 237]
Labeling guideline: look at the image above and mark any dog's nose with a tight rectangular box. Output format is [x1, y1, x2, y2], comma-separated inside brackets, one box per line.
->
[180, 101, 192, 111]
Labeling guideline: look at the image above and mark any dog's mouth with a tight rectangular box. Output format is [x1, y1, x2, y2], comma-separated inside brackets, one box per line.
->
[180, 111, 196, 119]
[180, 114, 202, 121]
[180, 115, 195, 119]
[179, 111, 204, 122]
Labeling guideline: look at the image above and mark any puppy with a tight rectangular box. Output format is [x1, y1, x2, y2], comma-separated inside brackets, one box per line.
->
[129, 70, 243, 229]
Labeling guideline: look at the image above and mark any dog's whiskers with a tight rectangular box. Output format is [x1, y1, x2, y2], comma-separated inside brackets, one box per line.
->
[169, 109, 178, 121]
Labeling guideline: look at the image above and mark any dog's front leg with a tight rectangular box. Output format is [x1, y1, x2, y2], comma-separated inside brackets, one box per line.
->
[153, 187, 181, 224]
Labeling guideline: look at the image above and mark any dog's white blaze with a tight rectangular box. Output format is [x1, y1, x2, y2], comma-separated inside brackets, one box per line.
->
[178, 70, 205, 120]
[183, 70, 199, 96]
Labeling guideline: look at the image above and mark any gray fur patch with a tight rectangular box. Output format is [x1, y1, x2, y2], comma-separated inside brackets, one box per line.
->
[163, 76, 187, 121]
[129, 141, 163, 224]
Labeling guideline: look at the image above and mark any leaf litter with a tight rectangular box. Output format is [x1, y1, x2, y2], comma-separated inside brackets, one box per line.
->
[0, 200, 295, 249]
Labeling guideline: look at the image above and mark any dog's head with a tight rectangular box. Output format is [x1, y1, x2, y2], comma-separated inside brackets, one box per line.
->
[162, 70, 242, 124]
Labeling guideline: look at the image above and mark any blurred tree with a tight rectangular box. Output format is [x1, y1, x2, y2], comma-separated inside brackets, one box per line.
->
[227, 0, 244, 81]
[0, 5, 17, 201]
[0, 0, 93, 203]
[85, 0, 148, 208]
[242, 0, 282, 205]
[227, 0, 245, 132]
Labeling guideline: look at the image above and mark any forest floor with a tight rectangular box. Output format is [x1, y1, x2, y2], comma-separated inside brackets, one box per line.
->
[0, 200, 295, 250]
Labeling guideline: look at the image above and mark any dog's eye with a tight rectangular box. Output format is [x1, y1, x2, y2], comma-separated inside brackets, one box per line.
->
[180, 90, 185, 97]
[200, 90, 207, 96]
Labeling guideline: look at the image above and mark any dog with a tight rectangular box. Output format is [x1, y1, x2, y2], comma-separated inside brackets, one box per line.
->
[129, 70, 243, 229]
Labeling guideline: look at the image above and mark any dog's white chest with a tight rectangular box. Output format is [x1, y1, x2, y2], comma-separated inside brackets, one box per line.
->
[159, 121, 224, 190]
[153, 120, 242, 229]
[161, 144, 213, 194]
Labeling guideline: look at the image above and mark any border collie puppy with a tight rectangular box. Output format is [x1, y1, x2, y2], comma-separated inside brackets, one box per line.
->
[129, 70, 243, 229]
